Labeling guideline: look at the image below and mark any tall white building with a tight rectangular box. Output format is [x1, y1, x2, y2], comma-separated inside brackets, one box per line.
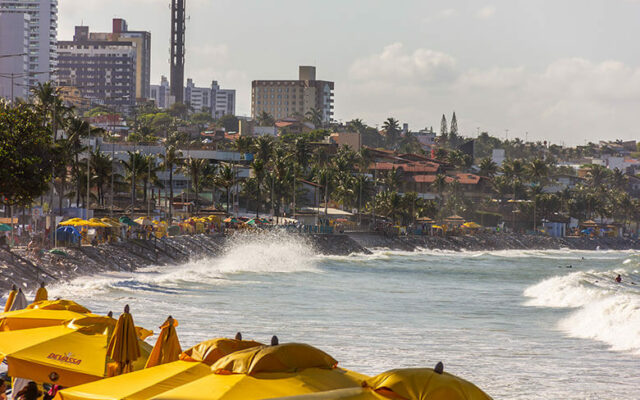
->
[211, 80, 235, 119]
[0, 12, 30, 100]
[182, 78, 235, 118]
[150, 75, 175, 109]
[0, 0, 58, 90]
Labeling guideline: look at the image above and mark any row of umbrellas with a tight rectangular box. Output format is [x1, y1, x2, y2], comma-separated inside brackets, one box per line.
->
[0, 293, 492, 399]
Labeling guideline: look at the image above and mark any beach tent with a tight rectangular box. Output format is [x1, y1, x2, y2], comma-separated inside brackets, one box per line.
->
[56, 226, 81, 243]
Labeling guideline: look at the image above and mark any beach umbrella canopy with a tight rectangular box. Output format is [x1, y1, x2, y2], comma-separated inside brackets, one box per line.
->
[56, 337, 264, 400]
[134, 217, 155, 226]
[119, 216, 140, 227]
[0, 223, 11, 232]
[55, 360, 212, 400]
[29, 299, 91, 313]
[49, 249, 68, 256]
[145, 316, 182, 369]
[180, 337, 263, 365]
[363, 367, 493, 400]
[212, 343, 338, 375]
[56, 226, 81, 237]
[106, 305, 141, 375]
[0, 305, 93, 332]
[223, 217, 238, 223]
[57, 218, 82, 227]
[462, 222, 481, 229]
[0, 316, 151, 387]
[153, 367, 366, 400]
[3, 285, 17, 313]
[33, 282, 48, 303]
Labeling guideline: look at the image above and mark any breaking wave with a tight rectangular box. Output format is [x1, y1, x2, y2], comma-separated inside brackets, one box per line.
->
[524, 258, 640, 355]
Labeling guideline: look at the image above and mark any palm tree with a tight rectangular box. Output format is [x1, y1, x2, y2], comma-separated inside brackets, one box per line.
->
[140, 154, 163, 211]
[90, 146, 115, 206]
[587, 165, 610, 187]
[526, 158, 549, 185]
[121, 151, 146, 213]
[250, 159, 266, 218]
[233, 136, 254, 154]
[253, 135, 274, 164]
[304, 108, 323, 128]
[611, 168, 627, 190]
[159, 145, 183, 221]
[256, 111, 275, 126]
[213, 164, 234, 213]
[478, 158, 498, 178]
[382, 117, 401, 147]
[181, 157, 208, 214]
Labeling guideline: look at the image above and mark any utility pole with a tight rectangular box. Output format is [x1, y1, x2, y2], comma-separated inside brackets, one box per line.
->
[86, 141, 91, 220]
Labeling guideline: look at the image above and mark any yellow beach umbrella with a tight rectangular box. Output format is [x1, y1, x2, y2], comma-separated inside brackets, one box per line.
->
[180, 337, 263, 365]
[55, 360, 212, 400]
[55, 336, 264, 400]
[0, 317, 115, 387]
[58, 218, 82, 226]
[106, 305, 141, 376]
[3, 285, 17, 313]
[0, 306, 94, 332]
[363, 366, 493, 400]
[212, 343, 338, 375]
[145, 316, 182, 369]
[153, 367, 366, 400]
[29, 299, 91, 313]
[462, 222, 481, 229]
[34, 282, 48, 303]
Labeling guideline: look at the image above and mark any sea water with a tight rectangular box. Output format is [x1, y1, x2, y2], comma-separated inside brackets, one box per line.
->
[48, 233, 640, 399]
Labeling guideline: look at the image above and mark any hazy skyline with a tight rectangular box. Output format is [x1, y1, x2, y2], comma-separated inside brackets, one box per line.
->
[59, 0, 640, 145]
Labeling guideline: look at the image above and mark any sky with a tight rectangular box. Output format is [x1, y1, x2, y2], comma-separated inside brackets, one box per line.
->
[58, 0, 640, 145]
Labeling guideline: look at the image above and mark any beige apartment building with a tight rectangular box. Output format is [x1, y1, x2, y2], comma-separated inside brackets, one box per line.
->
[251, 66, 334, 124]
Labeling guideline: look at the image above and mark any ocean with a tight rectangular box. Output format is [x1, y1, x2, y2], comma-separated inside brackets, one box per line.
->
[49, 233, 640, 399]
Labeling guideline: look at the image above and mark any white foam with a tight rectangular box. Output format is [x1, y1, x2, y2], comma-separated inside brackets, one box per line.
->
[524, 267, 640, 354]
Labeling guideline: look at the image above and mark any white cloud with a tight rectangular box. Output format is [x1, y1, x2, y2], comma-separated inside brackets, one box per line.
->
[476, 5, 496, 19]
[349, 43, 457, 84]
[342, 44, 640, 144]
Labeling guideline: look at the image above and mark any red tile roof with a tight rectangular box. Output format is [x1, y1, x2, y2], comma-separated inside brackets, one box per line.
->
[410, 175, 455, 184]
[370, 162, 439, 173]
[454, 173, 482, 185]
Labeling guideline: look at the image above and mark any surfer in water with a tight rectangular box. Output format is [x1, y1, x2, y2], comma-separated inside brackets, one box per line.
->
[615, 274, 622, 283]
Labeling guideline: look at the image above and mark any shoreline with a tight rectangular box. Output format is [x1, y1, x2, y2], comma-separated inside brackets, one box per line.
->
[0, 232, 638, 292]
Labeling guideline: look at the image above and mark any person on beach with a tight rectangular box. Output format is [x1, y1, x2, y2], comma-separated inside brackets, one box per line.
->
[0, 379, 7, 400]
[15, 382, 41, 400]
[615, 274, 622, 283]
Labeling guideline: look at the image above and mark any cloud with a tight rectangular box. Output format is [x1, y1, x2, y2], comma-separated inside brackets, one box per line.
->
[342, 44, 640, 144]
[349, 43, 457, 84]
[476, 5, 496, 19]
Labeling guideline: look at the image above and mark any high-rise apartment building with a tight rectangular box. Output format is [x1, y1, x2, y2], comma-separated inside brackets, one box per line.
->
[182, 78, 235, 118]
[0, 12, 30, 100]
[89, 18, 151, 100]
[57, 26, 136, 108]
[251, 66, 334, 124]
[150, 75, 174, 109]
[0, 0, 58, 89]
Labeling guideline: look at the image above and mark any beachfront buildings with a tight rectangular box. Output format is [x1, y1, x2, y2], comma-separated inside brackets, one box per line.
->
[57, 26, 137, 109]
[0, 0, 58, 100]
[251, 66, 334, 124]
[87, 18, 151, 100]
[182, 78, 236, 118]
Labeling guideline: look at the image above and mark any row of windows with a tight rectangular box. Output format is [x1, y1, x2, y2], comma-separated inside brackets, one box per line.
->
[254, 87, 303, 93]
[256, 101, 299, 106]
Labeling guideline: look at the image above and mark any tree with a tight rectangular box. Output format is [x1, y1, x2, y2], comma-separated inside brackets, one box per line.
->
[250, 159, 266, 218]
[440, 114, 448, 143]
[382, 117, 401, 148]
[214, 164, 234, 213]
[450, 111, 458, 137]
[526, 158, 550, 185]
[121, 151, 146, 210]
[181, 157, 208, 213]
[159, 145, 183, 221]
[167, 103, 189, 119]
[256, 111, 275, 126]
[90, 146, 115, 206]
[0, 103, 54, 208]
[253, 135, 275, 164]
[218, 114, 239, 132]
[478, 158, 498, 178]
[304, 108, 323, 128]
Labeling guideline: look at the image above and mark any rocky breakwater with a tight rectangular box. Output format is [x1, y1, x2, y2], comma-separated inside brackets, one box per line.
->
[346, 232, 640, 252]
[0, 235, 227, 293]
